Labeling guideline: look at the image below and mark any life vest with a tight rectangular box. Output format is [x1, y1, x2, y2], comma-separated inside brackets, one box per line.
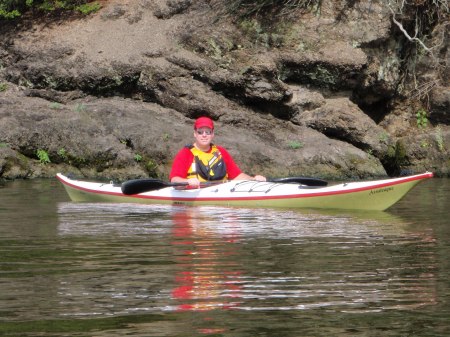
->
[186, 144, 228, 182]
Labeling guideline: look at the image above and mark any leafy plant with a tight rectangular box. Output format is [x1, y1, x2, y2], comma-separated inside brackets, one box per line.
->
[416, 108, 428, 128]
[75, 2, 100, 14]
[204, 38, 233, 67]
[239, 19, 284, 48]
[36, 149, 51, 164]
[435, 126, 445, 152]
[162, 133, 170, 142]
[0, 1, 102, 19]
[50, 102, 62, 109]
[287, 140, 304, 150]
[134, 153, 142, 162]
[384, 140, 408, 174]
[146, 159, 158, 177]
[0, 1, 20, 19]
[223, 0, 322, 19]
[420, 139, 429, 148]
[0, 82, 7, 91]
[74, 103, 86, 112]
[58, 148, 67, 159]
[378, 132, 389, 143]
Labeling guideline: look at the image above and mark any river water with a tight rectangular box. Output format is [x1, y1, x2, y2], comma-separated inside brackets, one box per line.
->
[0, 177, 449, 336]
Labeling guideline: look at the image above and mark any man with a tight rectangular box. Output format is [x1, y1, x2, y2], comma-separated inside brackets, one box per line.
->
[170, 116, 266, 187]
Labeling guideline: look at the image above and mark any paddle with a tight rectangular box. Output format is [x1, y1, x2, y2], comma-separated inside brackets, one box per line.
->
[268, 176, 328, 186]
[121, 179, 191, 195]
[121, 176, 327, 195]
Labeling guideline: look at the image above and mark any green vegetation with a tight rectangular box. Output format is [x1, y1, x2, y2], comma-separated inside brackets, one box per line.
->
[0, 82, 7, 91]
[145, 159, 158, 177]
[71, 156, 86, 167]
[75, 1, 100, 14]
[385, 140, 408, 173]
[57, 148, 67, 160]
[162, 133, 170, 142]
[36, 149, 50, 164]
[420, 139, 429, 148]
[239, 19, 286, 48]
[0, 0, 101, 20]
[223, 0, 322, 19]
[435, 126, 445, 152]
[307, 66, 336, 86]
[202, 37, 234, 68]
[416, 108, 428, 128]
[215, 0, 322, 51]
[74, 103, 86, 112]
[378, 132, 389, 144]
[134, 153, 142, 162]
[287, 140, 304, 150]
[0, 0, 20, 19]
[50, 102, 62, 109]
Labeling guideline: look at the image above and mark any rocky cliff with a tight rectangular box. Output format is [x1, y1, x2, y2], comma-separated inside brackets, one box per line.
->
[0, 0, 448, 181]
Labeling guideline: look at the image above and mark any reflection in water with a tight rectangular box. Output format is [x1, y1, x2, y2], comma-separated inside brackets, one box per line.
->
[55, 203, 438, 316]
[1, 177, 448, 336]
[0, 179, 450, 337]
[170, 208, 243, 312]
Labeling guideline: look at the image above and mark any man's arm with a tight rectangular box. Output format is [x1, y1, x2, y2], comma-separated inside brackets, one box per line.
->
[169, 148, 193, 181]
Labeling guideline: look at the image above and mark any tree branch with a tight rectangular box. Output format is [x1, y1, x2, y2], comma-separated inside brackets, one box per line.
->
[388, 6, 433, 52]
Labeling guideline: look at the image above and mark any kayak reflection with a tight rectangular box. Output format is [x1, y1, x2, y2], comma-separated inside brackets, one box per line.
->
[55, 203, 438, 316]
[170, 207, 244, 311]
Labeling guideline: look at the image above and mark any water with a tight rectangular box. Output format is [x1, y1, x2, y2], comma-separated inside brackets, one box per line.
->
[0, 177, 449, 336]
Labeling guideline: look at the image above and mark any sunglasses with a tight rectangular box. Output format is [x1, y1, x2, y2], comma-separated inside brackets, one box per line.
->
[196, 129, 213, 135]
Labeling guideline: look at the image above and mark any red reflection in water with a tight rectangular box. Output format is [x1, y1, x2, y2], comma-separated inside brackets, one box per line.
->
[171, 208, 243, 313]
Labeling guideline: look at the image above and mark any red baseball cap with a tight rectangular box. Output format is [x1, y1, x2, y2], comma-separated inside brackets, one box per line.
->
[194, 117, 214, 130]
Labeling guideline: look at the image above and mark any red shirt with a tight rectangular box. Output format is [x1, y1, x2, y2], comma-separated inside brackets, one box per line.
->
[169, 145, 242, 180]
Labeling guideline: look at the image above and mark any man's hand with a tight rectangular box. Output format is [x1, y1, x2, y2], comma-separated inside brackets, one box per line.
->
[187, 177, 201, 188]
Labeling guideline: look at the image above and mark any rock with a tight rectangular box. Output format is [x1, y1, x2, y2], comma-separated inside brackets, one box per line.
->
[430, 86, 450, 124]
[0, 0, 448, 180]
[277, 42, 367, 90]
[284, 85, 326, 116]
[295, 97, 392, 156]
[399, 127, 450, 176]
[154, 0, 193, 19]
[0, 147, 31, 179]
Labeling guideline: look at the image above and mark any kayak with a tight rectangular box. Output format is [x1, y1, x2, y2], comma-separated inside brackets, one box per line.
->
[56, 172, 433, 211]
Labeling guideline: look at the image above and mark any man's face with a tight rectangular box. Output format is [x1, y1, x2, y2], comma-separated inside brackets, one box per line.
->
[194, 127, 214, 147]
